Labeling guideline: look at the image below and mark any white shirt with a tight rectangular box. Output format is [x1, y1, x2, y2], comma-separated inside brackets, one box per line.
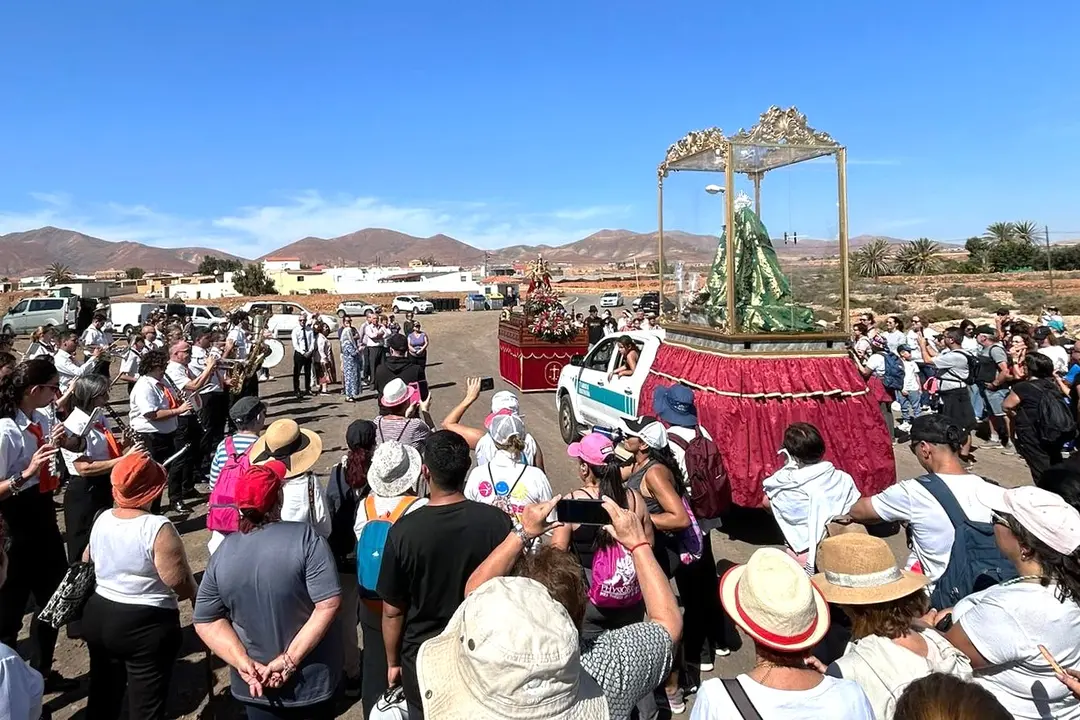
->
[361, 322, 385, 348]
[901, 358, 921, 392]
[24, 341, 52, 360]
[853, 336, 872, 360]
[865, 353, 886, 379]
[869, 473, 993, 589]
[129, 375, 178, 434]
[0, 409, 54, 490]
[90, 511, 178, 609]
[667, 424, 714, 489]
[0, 642, 43, 720]
[62, 425, 116, 477]
[953, 581, 1080, 720]
[189, 345, 223, 394]
[53, 348, 95, 391]
[291, 324, 316, 356]
[165, 361, 201, 415]
[465, 450, 553, 522]
[118, 348, 142, 380]
[280, 472, 332, 538]
[353, 493, 429, 542]
[961, 336, 979, 352]
[692, 674, 874, 720]
[905, 328, 938, 349]
[1039, 345, 1070, 375]
[884, 329, 906, 354]
[475, 432, 540, 467]
[227, 326, 249, 359]
[81, 325, 106, 349]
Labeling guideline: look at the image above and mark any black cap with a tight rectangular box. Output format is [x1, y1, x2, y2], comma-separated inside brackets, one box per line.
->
[974, 324, 997, 337]
[388, 333, 408, 353]
[229, 397, 265, 425]
[589, 305, 598, 312]
[1034, 326, 1052, 341]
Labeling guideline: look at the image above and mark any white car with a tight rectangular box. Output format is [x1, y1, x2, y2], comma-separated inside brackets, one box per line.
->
[337, 299, 380, 317]
[239, 301, 338, 338]
[599, 291, 623, 308]
[391, 295, 434, 314]
[555, 331, 662, 444]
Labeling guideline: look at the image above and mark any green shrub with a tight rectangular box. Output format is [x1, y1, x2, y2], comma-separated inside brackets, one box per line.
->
[919, 306, 965, 324]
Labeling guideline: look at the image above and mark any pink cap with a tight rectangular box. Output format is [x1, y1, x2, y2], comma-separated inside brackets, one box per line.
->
[484, 407, 514, 429]
[567, 432, 616, 466]
[978, 484, 1080, 555]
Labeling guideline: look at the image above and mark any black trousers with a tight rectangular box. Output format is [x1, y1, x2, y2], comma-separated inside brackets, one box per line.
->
[62, 473, 114, 563]
[140, 431, 178, 513]
[82, 594, 182, 720]
[1016, 432, 1064, 487]
[173, 414, 203, 495]
[0, 490, 67, 676]
[292, 351, 313, 394]
[200, 391, 229, 480]
[360, 601, 389, 719]
[364, 346, 383, 384]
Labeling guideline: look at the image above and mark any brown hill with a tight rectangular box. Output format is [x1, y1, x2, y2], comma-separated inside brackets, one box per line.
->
[259, 228, 485, 266]
[0, 227, 245, 276]
[494, 229, 719, 264]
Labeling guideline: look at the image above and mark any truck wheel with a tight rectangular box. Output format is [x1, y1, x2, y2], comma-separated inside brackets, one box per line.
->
[1, 325, 11, 336]
[558, 393, 579, 445]
[122, 325, 134, 335]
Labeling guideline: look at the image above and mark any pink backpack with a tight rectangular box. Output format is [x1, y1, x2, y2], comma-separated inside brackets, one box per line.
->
[207, 436, 250, 533]
[588, 542, 643, 609]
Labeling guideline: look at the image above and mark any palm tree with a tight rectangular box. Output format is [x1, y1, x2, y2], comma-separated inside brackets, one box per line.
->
[895, 238, 941, 276]
[1013, 220, 1040, 245]
[852, 238, 894, 278]
[984, 222, 1016, 244]
[44, 262, 74, 286]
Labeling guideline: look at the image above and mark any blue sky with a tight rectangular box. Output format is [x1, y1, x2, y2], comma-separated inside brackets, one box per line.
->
[1, 2, 1078, 258]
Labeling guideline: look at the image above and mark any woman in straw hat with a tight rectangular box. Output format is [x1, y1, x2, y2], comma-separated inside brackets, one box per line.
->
[812, 534, 971, 720]
[81, 452, 198, 720]
[249, 418, 331, 538]
[692, 548, 874, 719]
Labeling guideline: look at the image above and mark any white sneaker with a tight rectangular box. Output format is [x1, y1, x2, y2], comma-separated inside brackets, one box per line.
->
[699, 662, 714, 672]
[714, 647, 731, 658]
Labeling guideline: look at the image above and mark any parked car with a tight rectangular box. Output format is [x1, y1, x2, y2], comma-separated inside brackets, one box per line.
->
[336, 299, 380, 317]
[1, 295, 78, 335]
[239, 301, 338, 338]
[599, 291, 623, 308]
[555, 331, 658, 444]
[632, 292, 674, 316]
[464, 293, 489, 311]
[184, 305, 228, 332]
[391, 295, 434, 314]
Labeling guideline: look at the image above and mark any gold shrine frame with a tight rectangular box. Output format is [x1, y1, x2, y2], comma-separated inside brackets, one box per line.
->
[656, 106, 850, 337]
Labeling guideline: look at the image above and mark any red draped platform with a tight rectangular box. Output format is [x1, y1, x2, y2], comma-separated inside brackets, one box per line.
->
[499, 317, 589, 393]
[640, 342, 895, 508]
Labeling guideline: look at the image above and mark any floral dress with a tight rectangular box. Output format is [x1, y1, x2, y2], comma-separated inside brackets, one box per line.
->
[339, 326, 362, 398]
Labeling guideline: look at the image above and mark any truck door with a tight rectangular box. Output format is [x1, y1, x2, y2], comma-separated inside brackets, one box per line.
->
[574, 337, 636, 426]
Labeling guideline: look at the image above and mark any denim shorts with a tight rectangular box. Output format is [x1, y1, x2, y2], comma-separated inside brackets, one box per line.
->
[983, 386, 1009, 417]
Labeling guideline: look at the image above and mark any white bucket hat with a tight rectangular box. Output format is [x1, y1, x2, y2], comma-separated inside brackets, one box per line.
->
[417, 577, 610, 719]
[366, 441, 422, 497]
[719, 547, 829, 652]
[380, 378, 420, 408]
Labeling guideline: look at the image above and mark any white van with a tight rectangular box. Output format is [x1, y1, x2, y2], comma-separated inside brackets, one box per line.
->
[109, 302, 160, 335]
[184, 305, 228, 332]
[1, 296, 78, 335]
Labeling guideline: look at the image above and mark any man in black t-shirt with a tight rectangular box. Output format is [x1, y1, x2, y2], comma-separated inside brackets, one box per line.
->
[585, 305, 605, 346]
[378, 431, 513, 719]
[375, 333, 427, 407]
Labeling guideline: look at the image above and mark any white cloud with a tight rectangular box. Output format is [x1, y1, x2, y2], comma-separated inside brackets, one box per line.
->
[0, 191, 632, 257]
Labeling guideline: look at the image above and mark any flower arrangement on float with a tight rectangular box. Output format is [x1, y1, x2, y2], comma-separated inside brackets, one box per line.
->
[523, 259, 577, 342]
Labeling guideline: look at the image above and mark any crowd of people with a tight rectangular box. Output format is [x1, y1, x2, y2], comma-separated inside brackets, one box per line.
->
[850, 305, 1078, 486]
[1, 301, 1080, 719]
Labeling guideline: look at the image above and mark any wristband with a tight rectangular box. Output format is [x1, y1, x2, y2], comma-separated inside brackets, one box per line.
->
[629, 542, 650, 555]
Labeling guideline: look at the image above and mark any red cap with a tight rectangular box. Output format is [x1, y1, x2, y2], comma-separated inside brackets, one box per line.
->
[235, 460, 286, 513]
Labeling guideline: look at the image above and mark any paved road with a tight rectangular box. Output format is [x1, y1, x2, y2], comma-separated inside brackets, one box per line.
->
[36, 309, 1036, 718]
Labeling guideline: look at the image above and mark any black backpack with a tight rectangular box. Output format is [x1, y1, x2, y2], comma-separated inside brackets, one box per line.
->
[1032, 383, 1078, 447]
[916, 473, 1017, 609]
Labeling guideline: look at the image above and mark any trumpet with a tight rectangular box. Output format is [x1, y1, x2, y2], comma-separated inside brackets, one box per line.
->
[103, 401, 146, 453]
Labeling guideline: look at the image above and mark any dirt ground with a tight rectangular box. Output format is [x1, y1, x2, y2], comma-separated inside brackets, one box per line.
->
[25, 308, 1038, 719]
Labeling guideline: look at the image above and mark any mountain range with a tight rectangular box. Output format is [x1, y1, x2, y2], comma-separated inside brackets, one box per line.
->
[0, 225, 921, 277]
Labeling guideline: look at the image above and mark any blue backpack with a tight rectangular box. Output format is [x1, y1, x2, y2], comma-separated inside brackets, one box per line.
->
[883, 353, 905, 390]
[916, 473, 1017, 608]
[356, 495, 418, 599]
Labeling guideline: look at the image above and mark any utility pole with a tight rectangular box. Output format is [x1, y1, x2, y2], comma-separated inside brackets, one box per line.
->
[1045, 225, 1054, 297]
[483, 251, 489, 279]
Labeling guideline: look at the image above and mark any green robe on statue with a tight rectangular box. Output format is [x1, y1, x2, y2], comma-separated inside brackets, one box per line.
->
[705, 198, 815, 332]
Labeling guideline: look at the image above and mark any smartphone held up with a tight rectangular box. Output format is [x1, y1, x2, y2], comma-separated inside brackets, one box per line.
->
[556, 498, 611, 526]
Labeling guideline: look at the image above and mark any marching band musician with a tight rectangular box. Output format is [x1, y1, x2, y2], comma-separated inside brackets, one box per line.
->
[54, 331, 104, 393]
[223, 311, 259, 401]
[117, 332, 147, 391]
[25, 326, 57, 361]
[0, 359, 82, 692]
[142, 324, 164, 350]
[164, 340, 217, 503]
[61, 374, 133, 563]
[80, 313, 111, 379]
[190, 328, 229, 480]
[129, 349, 192, 515]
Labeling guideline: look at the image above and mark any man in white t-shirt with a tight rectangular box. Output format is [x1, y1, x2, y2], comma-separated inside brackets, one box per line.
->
[844, 414, 994, 591]
[464, 413, 552, 525]
[165, 340, 219, 499]
[1035, 326, 1070, 375]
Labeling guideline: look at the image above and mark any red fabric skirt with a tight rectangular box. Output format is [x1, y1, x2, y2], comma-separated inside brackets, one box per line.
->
[642, 344, 895, 508]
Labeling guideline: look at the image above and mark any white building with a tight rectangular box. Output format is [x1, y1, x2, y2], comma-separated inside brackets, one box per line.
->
[165, 272, 239, 300]
[262, 257, 302, 272]
[329, 266, 481, 295]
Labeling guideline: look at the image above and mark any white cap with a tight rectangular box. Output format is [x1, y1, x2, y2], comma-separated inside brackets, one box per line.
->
[489, 413, 526, 446]
[978, 484, 1080, 555]
[624, 415, 668, 449]
[491, 390, 520, 414]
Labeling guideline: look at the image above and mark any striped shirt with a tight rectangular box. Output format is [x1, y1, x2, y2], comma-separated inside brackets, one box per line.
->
[373, 415, 431, 451]
[208, 432, 259, 490]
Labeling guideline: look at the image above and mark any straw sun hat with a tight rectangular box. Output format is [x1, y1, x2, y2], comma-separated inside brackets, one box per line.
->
[719, 548, 830, 652]
[812, 534, 928, 605]
[249, 419, 322, 479]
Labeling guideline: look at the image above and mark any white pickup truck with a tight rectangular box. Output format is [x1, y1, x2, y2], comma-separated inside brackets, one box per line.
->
[555, 330, 663, 443]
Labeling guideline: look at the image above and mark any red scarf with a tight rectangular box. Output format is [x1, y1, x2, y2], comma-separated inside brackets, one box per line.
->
[96, 422, 122, 459]
[156, 381, 179, 409]
[25, 421, 59, 493]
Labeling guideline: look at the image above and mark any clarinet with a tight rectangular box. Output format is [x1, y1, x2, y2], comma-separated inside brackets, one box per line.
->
[163, 373, 208, 432]
[44, 402, 61, 478]
[103, 401, 146, 453]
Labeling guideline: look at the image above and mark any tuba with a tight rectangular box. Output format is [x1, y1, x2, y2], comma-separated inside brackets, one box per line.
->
[228, 311, 273, 395]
